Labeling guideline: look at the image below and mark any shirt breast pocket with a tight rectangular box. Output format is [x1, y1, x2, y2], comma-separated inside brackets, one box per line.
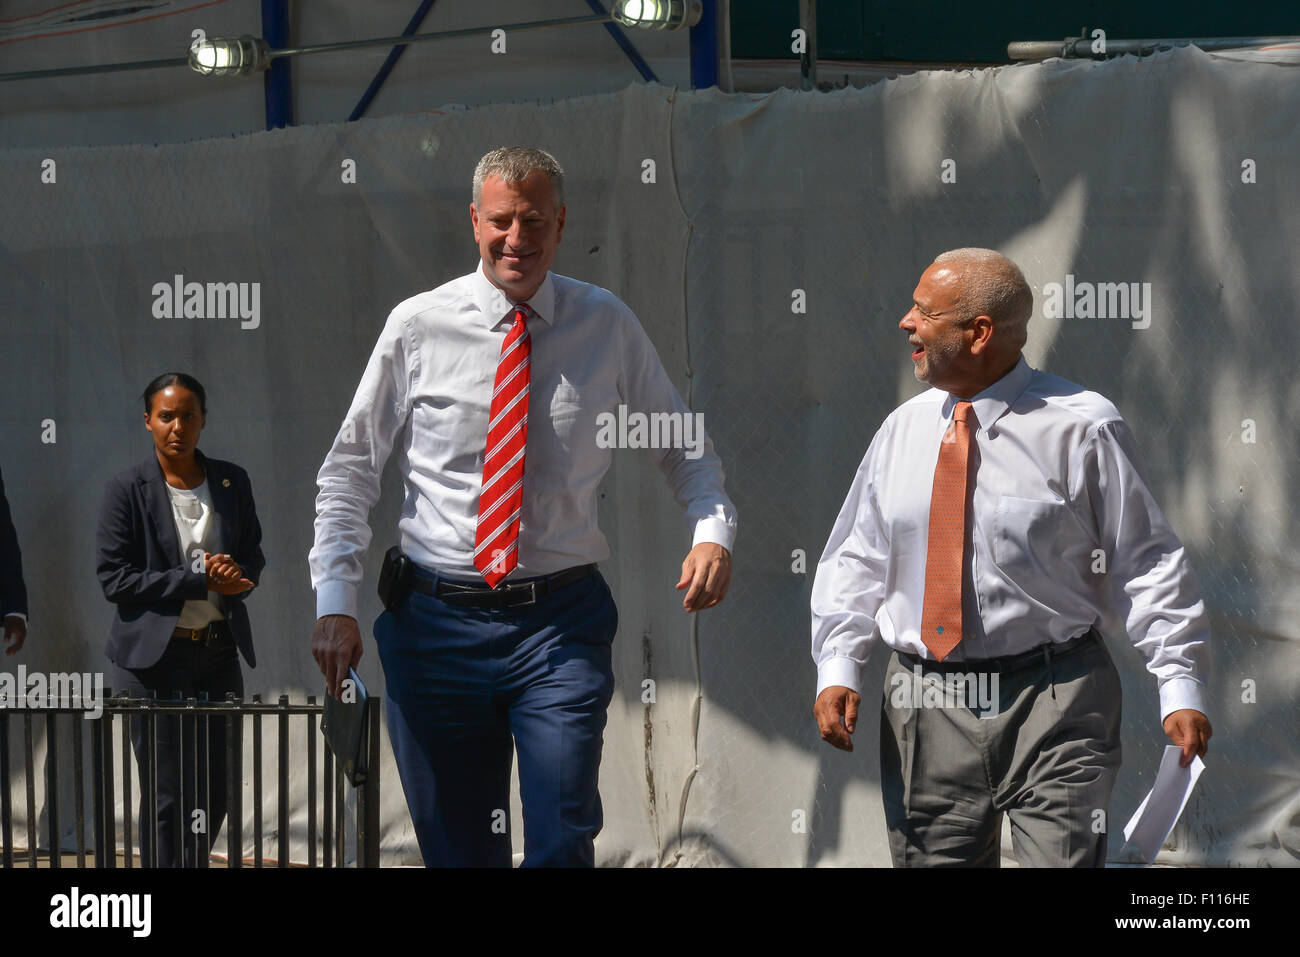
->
[539, 378, 586, 453]
[992, 495, 1068, 576]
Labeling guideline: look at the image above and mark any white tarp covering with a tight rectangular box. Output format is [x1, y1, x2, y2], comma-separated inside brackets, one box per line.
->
[1, 45, 1297, 866]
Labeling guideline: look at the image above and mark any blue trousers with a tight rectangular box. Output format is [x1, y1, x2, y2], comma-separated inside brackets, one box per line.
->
[375, 566, 618, 867]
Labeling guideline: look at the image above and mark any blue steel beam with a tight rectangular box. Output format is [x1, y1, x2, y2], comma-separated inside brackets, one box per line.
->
[262, 0, 293, 128]
[584, 0, 658, 82]
[349, 0, 440, 122]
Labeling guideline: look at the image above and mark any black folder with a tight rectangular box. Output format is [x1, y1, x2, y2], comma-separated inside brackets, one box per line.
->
[321, 667, 370, 787]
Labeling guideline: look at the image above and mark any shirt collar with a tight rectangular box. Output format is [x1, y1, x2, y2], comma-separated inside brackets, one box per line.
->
[473, 261, 556, 328]
[941, 355, 1033, 432]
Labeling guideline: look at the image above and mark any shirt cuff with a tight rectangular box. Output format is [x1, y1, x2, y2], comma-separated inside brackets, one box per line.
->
[316, 580, 359, 621]
[3, 612, 26, 623]
[692, 516, 736, 553]
[1158, 676, 1208, 724]
[816, 656, 864, 697]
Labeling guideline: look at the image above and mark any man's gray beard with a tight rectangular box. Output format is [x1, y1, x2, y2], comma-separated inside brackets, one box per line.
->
[916, 339, 961, 384]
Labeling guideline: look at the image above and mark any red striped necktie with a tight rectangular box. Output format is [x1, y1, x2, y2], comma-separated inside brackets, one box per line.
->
[474, 305, 531, 588]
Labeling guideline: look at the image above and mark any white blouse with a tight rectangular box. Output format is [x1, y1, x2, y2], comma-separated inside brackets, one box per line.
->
[166, 478, 226, 630]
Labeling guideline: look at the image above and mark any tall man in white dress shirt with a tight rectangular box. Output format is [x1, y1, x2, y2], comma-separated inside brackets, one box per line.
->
[811, 248, 1212, 867]
[310, 147, 736, 867]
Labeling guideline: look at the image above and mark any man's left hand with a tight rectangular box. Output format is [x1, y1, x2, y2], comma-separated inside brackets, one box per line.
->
[675, 543, 731, 612]
[1163, 709, 1212, 767]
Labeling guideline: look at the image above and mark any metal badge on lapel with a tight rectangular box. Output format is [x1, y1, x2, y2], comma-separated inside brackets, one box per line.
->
[222, 479, 231, 487]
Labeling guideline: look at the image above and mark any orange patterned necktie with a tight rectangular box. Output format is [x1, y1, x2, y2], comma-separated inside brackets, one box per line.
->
[474, 306, 530, 587]
[920, 400, 974, 660]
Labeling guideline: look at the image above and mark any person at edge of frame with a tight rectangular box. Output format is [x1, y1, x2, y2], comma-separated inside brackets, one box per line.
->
[0, 462, 28, 657]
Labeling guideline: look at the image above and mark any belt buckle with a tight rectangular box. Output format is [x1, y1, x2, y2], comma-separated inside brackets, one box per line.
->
[190, 627, 203, 643]
[502, 580, 538, 608]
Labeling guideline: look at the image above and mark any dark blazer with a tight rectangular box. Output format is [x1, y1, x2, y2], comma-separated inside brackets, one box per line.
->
[0, 465, 27, 618]
[96, 449, 264, 670]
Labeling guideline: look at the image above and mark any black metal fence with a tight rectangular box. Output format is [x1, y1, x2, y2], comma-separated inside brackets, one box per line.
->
[0, 692, 381, 868]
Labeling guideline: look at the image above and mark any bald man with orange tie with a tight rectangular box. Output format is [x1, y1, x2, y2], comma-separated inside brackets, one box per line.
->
[811, 248, 1211, 867]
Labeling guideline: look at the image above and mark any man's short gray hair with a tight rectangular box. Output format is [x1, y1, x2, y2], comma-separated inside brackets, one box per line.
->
[472, 146, 565, 209]
[932, 248, 1033, 350]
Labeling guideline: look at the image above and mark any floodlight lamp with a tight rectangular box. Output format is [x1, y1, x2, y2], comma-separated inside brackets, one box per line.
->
[188, 36, 271, 76]
[613, 0, 703, 31]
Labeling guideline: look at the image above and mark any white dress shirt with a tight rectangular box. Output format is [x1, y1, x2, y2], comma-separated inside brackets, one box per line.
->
[166, 479, 225, 629]
[811, 357, 1209, 721]
[311, 263, 737, 620]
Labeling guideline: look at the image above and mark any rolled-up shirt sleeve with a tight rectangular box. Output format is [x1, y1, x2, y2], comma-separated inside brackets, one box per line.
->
[811, 427, 890, 696]
[618, 307, 737, 552]
[1080, 419, 1211, 722]
[309, 308, 414, 620]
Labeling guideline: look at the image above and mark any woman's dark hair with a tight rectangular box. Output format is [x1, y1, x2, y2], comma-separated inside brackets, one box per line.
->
[142, 373, 207, 415]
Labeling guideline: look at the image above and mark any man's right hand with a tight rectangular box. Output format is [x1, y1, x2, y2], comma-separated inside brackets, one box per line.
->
[3, 615, 26, 656]
[313, 614, 364, 700]
[814, 685, 861, 752]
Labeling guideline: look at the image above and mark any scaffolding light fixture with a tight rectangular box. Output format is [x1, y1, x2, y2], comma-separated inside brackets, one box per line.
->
[613, 0, 702, 31]
[188, 36, 272, 76]
[1, 13, 667, 85]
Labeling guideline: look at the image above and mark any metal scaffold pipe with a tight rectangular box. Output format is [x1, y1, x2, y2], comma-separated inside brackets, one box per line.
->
[1008, 35, 1300, 61]
[0, 14, 613, 84]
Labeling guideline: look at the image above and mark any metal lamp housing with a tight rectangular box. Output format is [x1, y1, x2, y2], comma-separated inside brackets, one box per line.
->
[613, 0, 703, 31]
[188, 36, 271, 76]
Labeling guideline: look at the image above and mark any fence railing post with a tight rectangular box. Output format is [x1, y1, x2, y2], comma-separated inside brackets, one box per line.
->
[322, 739, 333, 868]
[1, 712, 12, 868]
[252, 694, 262, 868]
[119, 706, 130, 868]
[91, 709, 105, 867]
[334, 752, 344, 867]
[306, 695, 317, 868]
[72, 708, 86, 868]
[226, 693, 242, 869]
[45, 712, 59, 868]
[195, 692, 208, 869]
[171, 689, 184, 867]
[277, 694, 289, 868]
[358, 696, 381, 868]
[143, 696, 158, 867]
[23, 713, 36, 867]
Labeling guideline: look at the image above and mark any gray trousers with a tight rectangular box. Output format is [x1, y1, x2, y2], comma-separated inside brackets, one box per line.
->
[879, 632, 1122, 867]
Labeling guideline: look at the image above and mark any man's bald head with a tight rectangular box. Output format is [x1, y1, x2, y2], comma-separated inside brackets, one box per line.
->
[901, 249, 1032, 398]
[931, 248, 1033, 354]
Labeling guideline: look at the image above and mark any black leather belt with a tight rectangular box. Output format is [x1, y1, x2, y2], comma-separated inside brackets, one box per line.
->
[900, 628, 1099, 674]
[172, 621, 231, 645]
[411, 564, 597, 609]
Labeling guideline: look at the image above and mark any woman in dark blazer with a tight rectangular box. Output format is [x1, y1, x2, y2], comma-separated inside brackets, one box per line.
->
[96, 372, 264, 867]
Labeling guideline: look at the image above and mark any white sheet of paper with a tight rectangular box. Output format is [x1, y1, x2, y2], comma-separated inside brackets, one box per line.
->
[1122, 744, 1206, 863]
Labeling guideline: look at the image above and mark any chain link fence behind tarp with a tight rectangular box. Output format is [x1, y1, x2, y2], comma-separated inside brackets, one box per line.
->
[1, 45, 1296, 866]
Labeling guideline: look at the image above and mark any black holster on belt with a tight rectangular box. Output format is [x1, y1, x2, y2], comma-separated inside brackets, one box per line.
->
[377, 545, 413, 611]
